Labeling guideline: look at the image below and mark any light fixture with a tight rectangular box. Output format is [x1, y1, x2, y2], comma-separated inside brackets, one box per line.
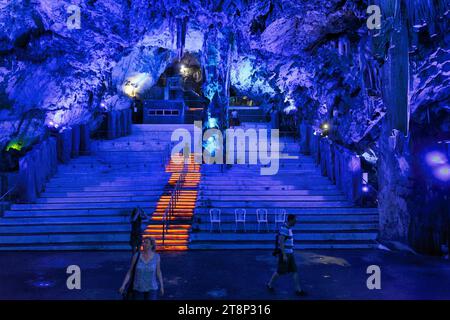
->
[425, 151, 447, 166]
[434, 165, 450, 182]
[5, 139, 23, 152]
[207, 117, 219, 129]
[48, 121, 59, 130]
[362, 185, 369, 193]
[123, 73, 150, 98]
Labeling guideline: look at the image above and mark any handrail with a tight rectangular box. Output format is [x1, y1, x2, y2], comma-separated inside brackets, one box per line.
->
[161, 161, 188, 245]
[0, 183, 17, 217]
[0, 184, 17, 202]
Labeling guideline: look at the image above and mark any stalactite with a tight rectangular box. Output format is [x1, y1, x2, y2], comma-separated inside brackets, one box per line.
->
[176, 16, 188, 61]
[373, 0, 410, 135]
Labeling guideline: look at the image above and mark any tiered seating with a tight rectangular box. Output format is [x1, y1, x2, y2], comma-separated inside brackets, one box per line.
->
[189, 123, 379, 250]
[0, 124, 194, 251]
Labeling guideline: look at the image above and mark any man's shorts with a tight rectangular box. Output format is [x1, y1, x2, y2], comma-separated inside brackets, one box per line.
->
[277, 253, 298, 275]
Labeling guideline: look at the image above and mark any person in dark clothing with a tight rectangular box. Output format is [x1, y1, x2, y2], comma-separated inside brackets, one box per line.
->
[231, 109, 240, 127]
[130, 206, 149, 255]
[267, 214, 306, 296]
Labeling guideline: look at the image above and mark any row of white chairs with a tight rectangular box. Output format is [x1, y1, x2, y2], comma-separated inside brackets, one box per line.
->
[209, 208, 287, 232]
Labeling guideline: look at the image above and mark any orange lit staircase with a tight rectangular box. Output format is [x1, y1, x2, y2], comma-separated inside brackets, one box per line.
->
[143, 154, 201, 251]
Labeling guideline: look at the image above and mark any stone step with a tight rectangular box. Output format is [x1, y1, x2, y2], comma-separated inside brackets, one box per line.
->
[201, 165, 319, 170]
[194, 214, 378, 223]
[188, 242, 378, 250]
[47, 178, 170, 187]
[63, 155, 166, 162]
[0, 243, 190, 251]
[199, 185, 338, 191]
[192, 223, 378, 232]
[0, 244, 131, 251]
[0, 233, 130, 244]
[198, 190, 343, 196]
[45, 181, 172, 188]
[35, 195, 164, 204]
[41, 190, 188, 198]
[189, 231, 378, 242]
[3, 207, 152, 217]
[200, 175, 328, 180]
[201, 165, 318, 170]
[200, 171, 322, 176]
[10, 201, 159, 211]
[198, 181, 334, 187]
[56, 165, 167, 171]
[47, 176, 169, 183]
[50, 174, 169, 180]
[0, 223, 188, 234]
[0, 231, 377, 245]
[0, 223, 378, 235]
[44, 185, 174, 192]
[132, 124, 196, 131]
[0, 216, 130, 225]
[194, 207, 378, 215]
[0, 224, 130, 234]
[195, 201, 354, 208]
[196, 195, 347, 201]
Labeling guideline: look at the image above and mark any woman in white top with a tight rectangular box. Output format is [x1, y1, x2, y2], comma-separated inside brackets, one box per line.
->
[120, 237, 164, 300]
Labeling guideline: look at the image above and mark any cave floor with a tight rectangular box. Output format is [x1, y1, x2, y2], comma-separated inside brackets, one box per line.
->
[0, 249, 449, 300]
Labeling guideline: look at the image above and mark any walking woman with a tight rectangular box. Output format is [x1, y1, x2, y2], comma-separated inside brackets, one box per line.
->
[120, 237, 164, 300]
[130, 206, 148, 255]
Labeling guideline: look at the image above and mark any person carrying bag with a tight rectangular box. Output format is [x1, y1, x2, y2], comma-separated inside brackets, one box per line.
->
[119, 251, 141, 300]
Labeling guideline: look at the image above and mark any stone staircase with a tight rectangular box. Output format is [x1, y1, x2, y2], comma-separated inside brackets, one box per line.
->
[143, 153, 201, 251]
[0, 122, 379, 251]
[0, 124, 194, 251]
[189, 123, 379, 250]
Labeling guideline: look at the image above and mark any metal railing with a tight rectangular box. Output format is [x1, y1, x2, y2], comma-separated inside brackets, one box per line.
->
[0, 184, 17, 217]
[161, 162, 188, 245]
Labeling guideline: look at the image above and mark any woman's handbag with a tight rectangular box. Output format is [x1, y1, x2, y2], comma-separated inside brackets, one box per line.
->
[122, 252, 140, 300]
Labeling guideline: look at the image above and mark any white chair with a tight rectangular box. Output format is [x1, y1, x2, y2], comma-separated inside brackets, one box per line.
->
[274, 209, 286, 231]
[235, 209, 246, 232]
[256, 209, 269, 232]
[209, 209, 221, 232]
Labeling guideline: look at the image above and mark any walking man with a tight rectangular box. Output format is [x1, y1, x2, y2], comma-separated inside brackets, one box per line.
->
[267, 214, 306, 296]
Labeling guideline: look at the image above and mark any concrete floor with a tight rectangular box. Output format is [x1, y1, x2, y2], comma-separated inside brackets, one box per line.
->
[0, 249, 449, 300]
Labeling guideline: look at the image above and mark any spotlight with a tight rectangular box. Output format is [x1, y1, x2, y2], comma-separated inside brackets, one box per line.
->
[321, 123, 330, 131]
[48, 121, 59, 130]
[425, 151, 447, 166]
[362, 185, 369, 193]
[207, 117, 219, 129]
[434, 165, 450, 182]
[5, 139, 23, 152]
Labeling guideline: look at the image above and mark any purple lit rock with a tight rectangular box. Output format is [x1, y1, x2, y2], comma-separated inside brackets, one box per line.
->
[79, 124, 91, 156]
[71, 125, 80, 158]
[57, 128, 72, 164]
